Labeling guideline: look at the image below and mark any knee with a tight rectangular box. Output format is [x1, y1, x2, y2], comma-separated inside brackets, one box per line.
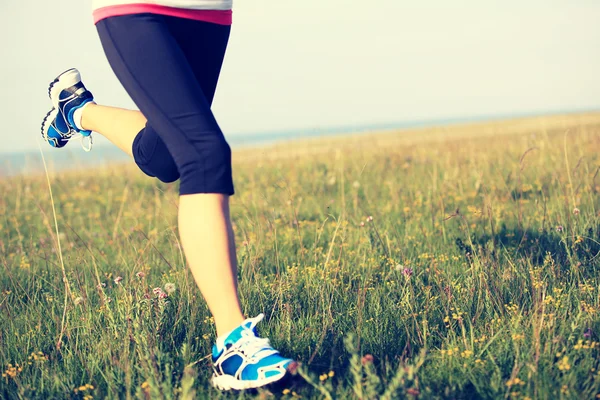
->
[154, 164, 180, 183]
[178, 137, 234, 196]
[133, 129, 180, 183]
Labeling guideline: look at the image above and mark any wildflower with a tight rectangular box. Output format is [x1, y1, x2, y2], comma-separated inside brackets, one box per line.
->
[402, 267, 414, 278]
[556, 225, 564, 233]
[242, 240, 249, 247]
[74, 297, 84, 305]
[361, 354, 374, 365]
[506, 377, 525, 387]
[328, 370, 335, 377]
[461, 350, 473, 358]
[283, 389, 291, 395]
[152, 287, 163, 295]
[28, 352, 47, 363]
[367, 216, 374, 222]
[73, 384, 94, 393]
[395, 264, 404, 271]
[2, 364, 23, 379]
[97, 283, 106, 289]
[164, 283, 176, 294]
[158, 292, 168, 299]
[360, 222, 365, 227]
[114, 276, 123, 284]
[584, 328, 592, 339]
[319, 373, 328, 381]
[573, 208, 580, 216]
[136, 271, 146, 278]
[353, 181, 360, 189]
[557, 356, 570, 371]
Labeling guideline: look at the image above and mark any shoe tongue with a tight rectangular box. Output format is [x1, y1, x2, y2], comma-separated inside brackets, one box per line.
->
[224, 313, 264, 346]
[243, 313, 264, 332]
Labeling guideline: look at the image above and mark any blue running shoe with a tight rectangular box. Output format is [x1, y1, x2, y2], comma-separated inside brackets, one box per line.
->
[41, 108, 70, 149]
[41, 68, 95, 150]
[211, 314, 297, 390]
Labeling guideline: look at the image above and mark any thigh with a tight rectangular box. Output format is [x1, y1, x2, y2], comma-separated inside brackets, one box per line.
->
[165, 17, 231, 106]
[96, 14, 233, 194]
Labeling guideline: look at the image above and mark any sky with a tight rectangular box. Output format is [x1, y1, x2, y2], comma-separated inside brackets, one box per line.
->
[0, 0, 599, 153]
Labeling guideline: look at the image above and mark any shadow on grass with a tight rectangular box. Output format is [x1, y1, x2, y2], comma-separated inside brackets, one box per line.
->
[459, 225, 600, 273]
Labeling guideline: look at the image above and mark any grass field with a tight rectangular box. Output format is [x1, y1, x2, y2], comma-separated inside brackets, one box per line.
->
[2, 113, 600, 399]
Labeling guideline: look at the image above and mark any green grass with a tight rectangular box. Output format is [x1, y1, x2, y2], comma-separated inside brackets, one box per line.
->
[2, 113, 600, 399]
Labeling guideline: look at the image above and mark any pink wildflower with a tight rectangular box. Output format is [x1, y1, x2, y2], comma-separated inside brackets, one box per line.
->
[114, 276, 123, 284]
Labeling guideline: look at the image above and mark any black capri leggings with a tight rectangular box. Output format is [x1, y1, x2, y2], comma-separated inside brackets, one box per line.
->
[96, 14, 234, 195]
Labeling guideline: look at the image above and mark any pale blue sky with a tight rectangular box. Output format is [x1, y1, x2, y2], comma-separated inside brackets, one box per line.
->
[0, 1, 599, 153]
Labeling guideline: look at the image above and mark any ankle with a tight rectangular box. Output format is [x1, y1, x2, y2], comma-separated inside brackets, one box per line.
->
[78, 102, 97, 131]
[215, 313, 245, 338]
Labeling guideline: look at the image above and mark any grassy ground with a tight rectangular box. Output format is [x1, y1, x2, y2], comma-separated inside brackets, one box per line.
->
[2, 113, 600, 399]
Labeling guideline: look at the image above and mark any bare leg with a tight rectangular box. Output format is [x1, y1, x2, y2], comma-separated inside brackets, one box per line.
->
[179, 194, 244, 334]
[82, 103, 146, 157]
[81, 104, 245, 336]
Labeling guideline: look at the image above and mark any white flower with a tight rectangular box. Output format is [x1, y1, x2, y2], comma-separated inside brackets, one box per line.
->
[164, 283, 176, 294]
[74, 297, 84, 305]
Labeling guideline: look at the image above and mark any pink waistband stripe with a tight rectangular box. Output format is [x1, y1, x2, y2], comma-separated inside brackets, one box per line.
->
[93, 4, 232, 25]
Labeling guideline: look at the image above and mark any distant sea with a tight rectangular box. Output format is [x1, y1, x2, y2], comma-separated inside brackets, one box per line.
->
[1, 110, 595, 178]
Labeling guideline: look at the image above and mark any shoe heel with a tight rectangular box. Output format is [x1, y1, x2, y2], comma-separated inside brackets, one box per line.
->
[48, 68, 80, 100]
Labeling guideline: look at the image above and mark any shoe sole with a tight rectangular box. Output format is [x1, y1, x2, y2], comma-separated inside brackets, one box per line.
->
[211, 361, 299, 391]
[48, 68, 81, 108]
[40, 108, 57, 142]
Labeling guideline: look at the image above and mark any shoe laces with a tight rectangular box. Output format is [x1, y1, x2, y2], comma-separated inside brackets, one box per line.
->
[235, 331, 278, 361]
[64, 131, 93, 152]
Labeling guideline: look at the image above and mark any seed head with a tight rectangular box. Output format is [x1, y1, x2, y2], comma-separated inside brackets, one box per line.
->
[164, 283, 176, 294]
